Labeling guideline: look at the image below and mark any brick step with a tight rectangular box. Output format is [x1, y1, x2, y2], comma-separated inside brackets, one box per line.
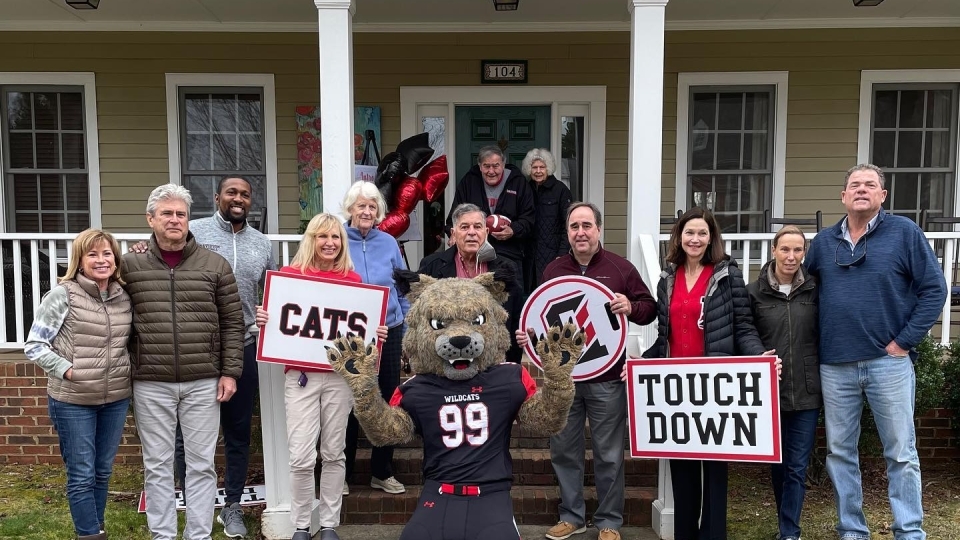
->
[356, 423, 622, 450]
[347, 448, 657, 488]
[340, 485, 656, 526]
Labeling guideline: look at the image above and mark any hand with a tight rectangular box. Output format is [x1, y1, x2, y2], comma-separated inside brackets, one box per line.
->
[128, 241, 148, 254]
[491, 225, 514, 241]
[886, 341, 909, 358]
[376, 325, 389, 342]
[760, 349, 782, 379]
[620, 363, 628, 382]
[516, 327, 535, 348]
[64, 368, 73, 381]
[609, 293, 632, 315]
[217, 376, 237, 402]
[255, 306, 268, 328]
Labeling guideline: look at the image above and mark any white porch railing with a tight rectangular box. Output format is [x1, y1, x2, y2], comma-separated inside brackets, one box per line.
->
[636, 231, 960, 348]
[0, 233, 303, 349]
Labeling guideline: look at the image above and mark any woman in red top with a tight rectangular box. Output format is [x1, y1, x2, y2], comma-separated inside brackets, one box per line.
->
[640, 208, 771, 540]
[256, 213, 386, 540]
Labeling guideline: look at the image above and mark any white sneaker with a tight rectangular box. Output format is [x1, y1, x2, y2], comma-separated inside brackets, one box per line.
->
[370, 475, 406, 494]
[342, 480, 349, 496]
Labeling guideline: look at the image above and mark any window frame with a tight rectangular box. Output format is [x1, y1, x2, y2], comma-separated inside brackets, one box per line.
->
[675, 72, 788, 223]
[0, 72, 101, 233]
[858, 70, 960, 222]
[165, 73, 278, 233]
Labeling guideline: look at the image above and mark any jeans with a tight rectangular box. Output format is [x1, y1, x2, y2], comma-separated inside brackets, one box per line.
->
[771, 408, 820, 539]
[48, 396, 130, 536]
[821, 355, 925, 540]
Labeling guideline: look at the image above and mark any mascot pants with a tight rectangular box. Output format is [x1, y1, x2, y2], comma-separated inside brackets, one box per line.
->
[400, 479, 520, 540]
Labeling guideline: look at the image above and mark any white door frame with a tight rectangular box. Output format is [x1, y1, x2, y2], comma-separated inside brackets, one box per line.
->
[400, 85, 607, 269]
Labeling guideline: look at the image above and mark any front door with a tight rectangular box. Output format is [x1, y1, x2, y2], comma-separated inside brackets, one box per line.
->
[454, 105, 551, 181]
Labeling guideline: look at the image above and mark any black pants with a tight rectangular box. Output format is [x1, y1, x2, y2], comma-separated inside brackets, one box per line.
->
[176, 341, 259, 503]
[344, 324, 403, 481]
[399, 480, 520, 540]
[670, 459, 728, 540]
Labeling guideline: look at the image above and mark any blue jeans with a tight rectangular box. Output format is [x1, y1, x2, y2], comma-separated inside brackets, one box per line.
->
[821, 356, 925, 540]
[771, 408, 820, 539]
[48, 396, 130, 536]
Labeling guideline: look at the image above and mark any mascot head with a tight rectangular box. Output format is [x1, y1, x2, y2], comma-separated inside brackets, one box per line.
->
[396, 270, 512, 380]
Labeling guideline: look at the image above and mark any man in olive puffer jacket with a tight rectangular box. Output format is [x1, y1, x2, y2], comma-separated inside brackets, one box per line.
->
[123, 183, 244, 540]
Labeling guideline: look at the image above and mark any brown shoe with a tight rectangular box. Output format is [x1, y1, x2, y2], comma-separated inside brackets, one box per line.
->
[598, 529, 621, 540]
[545, 521, 586, 540]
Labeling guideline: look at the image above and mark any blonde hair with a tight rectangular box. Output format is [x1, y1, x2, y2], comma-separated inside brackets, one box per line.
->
[772, 224, 808, 250]
[290, 213, 353, 276]
[61, 229, 124, 285]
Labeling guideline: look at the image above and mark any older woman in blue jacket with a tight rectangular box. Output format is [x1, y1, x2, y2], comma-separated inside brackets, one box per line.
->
[341, 180, 410, 496]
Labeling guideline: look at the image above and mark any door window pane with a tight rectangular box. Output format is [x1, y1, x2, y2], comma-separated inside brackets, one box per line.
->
[561, 115, 585, 202]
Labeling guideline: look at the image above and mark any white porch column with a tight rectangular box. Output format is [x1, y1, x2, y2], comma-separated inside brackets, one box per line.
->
[625, 1, 672, 539]
[260, 2, 356, 539]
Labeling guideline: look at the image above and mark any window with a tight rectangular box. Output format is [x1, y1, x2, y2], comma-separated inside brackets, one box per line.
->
[869, 85, 958, 223]
[1, 87, 90, 232]
[178, 89, 266, 225]
[686, 86, 775, 235]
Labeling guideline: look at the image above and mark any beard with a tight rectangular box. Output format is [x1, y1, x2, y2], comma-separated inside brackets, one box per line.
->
[220, 207, 248, 224]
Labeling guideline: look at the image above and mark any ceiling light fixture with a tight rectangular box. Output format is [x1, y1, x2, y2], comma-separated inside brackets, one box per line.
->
[493, 0, 519, 11]
[852, 0, 884, 6]
[66, 0, 100, 9]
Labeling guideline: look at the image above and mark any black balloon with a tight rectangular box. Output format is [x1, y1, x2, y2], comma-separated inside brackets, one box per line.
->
[376, 152, 403, 188]
[396, 133, 435, 175]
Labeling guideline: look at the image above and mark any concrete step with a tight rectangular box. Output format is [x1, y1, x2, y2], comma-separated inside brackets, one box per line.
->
[340, 484, 657, 527]
[346, 448, 658, 488]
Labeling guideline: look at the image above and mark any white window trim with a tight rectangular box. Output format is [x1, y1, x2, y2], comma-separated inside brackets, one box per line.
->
[164, 73, 278, 233]
[675, 71, 788, 221]
[857, 69, 960, 219]
[0, 72, 101, 233]
[400, 85, 606, 268]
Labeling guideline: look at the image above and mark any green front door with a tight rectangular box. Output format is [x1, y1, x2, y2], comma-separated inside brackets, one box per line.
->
[454, 105, 551, 182]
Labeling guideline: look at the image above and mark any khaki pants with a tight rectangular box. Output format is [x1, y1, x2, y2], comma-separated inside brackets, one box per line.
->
[284, 369, 353, 529]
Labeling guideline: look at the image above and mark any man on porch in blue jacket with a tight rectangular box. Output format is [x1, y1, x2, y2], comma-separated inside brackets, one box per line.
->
[805, 163, 947, 540]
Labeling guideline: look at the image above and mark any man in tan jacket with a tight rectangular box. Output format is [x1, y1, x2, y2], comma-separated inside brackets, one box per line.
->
[122, 183, 244, 540]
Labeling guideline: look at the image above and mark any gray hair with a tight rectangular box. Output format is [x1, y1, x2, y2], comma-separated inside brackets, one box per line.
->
[341, 180, 387, 224]
[477, 146, 504, 165]
[844, 163, 885, 189]
[521, 148, 556, 178]
[146, 183, 193, 215]
[451, 203, 487, 225]
[567, 201, 603, 228]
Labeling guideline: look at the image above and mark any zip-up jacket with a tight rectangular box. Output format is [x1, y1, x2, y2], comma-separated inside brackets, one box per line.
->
[190, 213, 276, 345]
[526, 175, 573, 290]
[544, 247, 657, 382]
[747, 261, 822, 412]
[445, 164, 536, 263]
[346, 224, 410, 328]
[643, 259, 765, 360]
[122, 233, 244, 382]
[24, 275, 132, 406]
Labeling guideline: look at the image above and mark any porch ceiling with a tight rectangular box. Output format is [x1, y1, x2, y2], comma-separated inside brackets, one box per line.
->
[1, 0, 959, 31]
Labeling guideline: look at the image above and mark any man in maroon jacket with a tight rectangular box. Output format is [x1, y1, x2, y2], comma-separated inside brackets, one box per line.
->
[519, 202, 656, 540]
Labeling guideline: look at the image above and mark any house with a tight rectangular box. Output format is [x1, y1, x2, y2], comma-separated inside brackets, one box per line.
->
[2, 0, 959, 538]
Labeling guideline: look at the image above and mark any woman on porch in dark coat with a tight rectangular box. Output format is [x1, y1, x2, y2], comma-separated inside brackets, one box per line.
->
[640, 207, 771, 540]
[747, 225, 821, 540]
[521, 148, 572, 292]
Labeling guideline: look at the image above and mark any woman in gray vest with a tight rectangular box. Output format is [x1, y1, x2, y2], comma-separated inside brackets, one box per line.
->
[24, 229, 133, 540]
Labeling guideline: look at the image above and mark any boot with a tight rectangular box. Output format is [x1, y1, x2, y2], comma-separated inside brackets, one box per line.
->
[78, 533, 106, 540]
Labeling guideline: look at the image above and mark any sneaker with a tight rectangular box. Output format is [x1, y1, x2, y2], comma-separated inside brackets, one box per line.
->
[545, 521, 586, 540]
[320, 528, 341, 540]
[598, 529, 621, 540]
[370, 475, 406, 494]
[217, 502, 247, 538]
[342, 480, 350, 496]
[291, 530, 311, 540]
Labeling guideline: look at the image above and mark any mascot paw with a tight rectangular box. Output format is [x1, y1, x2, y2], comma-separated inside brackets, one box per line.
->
[327, 333, 379, 395]
[535, 320, 585, 381]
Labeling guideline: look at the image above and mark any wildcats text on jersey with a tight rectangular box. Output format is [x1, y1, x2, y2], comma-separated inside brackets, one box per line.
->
[444, 393, 482, 403]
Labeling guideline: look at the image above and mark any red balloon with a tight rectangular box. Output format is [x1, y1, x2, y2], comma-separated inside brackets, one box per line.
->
[378, 211, 410, 238]
[393, 176, 423, 214]
[419, 155, 449, 204]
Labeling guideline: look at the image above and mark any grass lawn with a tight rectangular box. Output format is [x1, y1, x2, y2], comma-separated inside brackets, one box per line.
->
[0, 461, 958, 539]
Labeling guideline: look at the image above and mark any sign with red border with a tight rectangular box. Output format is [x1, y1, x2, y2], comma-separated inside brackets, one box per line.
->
[256, 270, 388, 371]
[520, 276, 627, 382]
[626, 356, 781, 463]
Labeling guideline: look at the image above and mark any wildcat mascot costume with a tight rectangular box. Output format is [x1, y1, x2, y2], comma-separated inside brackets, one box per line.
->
[328, 269, 583, 540]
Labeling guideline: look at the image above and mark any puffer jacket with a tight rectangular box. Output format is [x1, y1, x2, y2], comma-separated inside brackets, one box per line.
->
[747, 261, 822, 411]
[47, 276, 133, 406]
[643, 259, 765, 359]
[122, 233, 244, 382]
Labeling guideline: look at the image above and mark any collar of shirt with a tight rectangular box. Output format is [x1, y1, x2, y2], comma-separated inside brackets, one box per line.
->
[840, 211, 880, 248]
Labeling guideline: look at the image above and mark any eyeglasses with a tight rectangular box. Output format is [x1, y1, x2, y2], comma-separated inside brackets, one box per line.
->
[835, 237, 867, 268]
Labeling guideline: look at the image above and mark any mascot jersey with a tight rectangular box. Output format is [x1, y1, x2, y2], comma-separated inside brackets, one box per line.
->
[389, 362, 536, 484]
